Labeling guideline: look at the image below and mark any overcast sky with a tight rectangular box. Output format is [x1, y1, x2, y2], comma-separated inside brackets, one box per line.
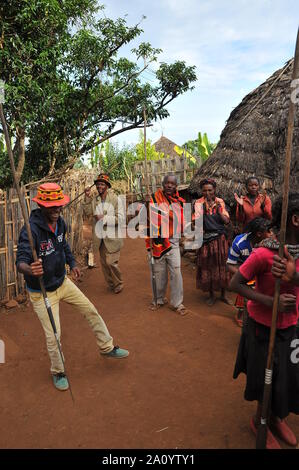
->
[101, 0, 299, 147]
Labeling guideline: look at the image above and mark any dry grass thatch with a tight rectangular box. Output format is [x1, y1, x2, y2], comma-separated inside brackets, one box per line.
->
[153, 136, 180, 158]
[189, 59, 299, 204]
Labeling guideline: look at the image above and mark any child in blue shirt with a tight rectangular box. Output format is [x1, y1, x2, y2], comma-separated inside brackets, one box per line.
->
[227, 217, 272, 326]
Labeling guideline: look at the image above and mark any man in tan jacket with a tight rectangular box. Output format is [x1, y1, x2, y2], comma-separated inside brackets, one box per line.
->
[83, 174, 124, 294]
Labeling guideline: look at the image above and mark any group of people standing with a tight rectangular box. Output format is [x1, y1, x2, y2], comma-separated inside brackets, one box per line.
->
[15, 171, 299, 450]
[81, 172, 273, 322]
[145, 174, 272, 316]
[195, 176, 272, 308]
[145, 174, 299, 449]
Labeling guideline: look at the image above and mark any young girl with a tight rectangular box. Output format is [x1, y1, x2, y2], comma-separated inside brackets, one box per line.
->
[230, 193, 299, 449]
[226, 217, 272, 327]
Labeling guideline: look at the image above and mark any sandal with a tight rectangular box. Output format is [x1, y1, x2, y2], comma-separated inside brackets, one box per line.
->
[113, 285, 123, 294]
[170, 304, 189, 316]
[270, 418, 297, 447]
[149, 297, 168, 311]
[234, 310, 243, 328]
[206, 296, 216, 306]
[250, 417, 281, 449]
[149, 303, 162, 311]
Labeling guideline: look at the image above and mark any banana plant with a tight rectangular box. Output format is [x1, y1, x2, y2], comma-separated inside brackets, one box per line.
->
[183, 132, 217, 163]
[173, 144, 198, 167]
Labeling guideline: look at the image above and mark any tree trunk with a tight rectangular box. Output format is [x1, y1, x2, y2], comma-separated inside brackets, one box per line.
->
[15, 127, 25, 181]
[48, 156, 56, 175]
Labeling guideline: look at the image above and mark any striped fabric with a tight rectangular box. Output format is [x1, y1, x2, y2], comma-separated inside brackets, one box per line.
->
[227, 232, 252, 265]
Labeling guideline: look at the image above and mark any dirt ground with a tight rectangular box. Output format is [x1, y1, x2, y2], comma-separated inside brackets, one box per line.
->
[1, 235, 299, 450]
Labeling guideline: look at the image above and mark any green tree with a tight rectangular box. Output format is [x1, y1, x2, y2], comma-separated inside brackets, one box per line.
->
[90, 140, 136, 181]
[0, 1, 197, 187]
[0, 0, 98, 186]
[135, 131, 164, 162]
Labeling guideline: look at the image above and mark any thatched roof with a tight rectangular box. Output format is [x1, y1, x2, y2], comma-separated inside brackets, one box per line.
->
[153, 136, 180, 158]
[189, 59, 299, 203]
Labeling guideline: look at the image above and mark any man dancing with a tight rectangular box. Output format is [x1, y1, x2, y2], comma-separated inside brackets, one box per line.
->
[17, 182, 129, 392]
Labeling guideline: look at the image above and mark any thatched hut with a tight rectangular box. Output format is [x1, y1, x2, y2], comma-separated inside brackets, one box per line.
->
[153, 136, 180, 158]
[189, 59, 299, 205]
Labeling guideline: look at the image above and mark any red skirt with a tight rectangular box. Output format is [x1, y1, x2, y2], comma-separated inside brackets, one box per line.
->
[196, 233, 231, 292]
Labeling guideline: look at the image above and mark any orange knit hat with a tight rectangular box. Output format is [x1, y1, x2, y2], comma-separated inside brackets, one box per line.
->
[32, 183, 70, 207]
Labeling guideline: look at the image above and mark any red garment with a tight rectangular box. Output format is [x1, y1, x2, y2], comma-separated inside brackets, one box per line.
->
[236, 193, 272, 228]
[145, 188, 185, 259]
[239, 247, 299, 329]
[193, 196, 229, 219]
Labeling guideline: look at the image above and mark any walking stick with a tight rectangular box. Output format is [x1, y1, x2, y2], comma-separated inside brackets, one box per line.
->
[64, 160, 122, 209]
[0, 104, 74, 402]
[64, 183, 95, 209]
[256, 27, 299, 449]
[143, 98, 158, 307]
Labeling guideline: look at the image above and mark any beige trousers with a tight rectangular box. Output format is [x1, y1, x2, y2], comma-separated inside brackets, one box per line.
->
[28, 277, 113, 374]
[99, 242, 123, 290]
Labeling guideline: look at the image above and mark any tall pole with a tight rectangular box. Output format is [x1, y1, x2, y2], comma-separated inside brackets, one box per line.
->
[0, 103, 74, 402]
[143, 57, 158, 307]
[256, 27, 299, 449]
[143, 74, 150, 197]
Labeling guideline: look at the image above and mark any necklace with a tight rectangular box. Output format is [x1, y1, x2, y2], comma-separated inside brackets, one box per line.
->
[259, 238, 299, 261]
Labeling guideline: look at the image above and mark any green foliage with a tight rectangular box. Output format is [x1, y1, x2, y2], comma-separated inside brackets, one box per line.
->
[90, 140, 137, 181]
[135, 131, 164, 161]
[0, 135, 13, 187]
[173, 144, 197, 168]
[0, 1, 197, 187]
[89, 131, 164, 181]
[183, 132, 217, 163]
[0, 0, 99, 185]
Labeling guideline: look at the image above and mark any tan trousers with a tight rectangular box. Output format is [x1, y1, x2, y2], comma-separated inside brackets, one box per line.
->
[28, 277, 113, 374]
[99, 242, 123, 290]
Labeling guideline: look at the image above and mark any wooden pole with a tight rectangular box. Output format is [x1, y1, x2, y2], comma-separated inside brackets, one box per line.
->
[143, 58, 158, 307]
[256, 27, 299, 449]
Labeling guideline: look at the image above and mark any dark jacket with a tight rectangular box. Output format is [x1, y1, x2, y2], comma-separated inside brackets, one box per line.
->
[16, 209, 76, 291]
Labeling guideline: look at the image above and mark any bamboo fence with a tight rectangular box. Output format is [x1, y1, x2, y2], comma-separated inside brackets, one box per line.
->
[131, 154, 198, 194]
[0, 157, 197, 301]
[0, 171, 96, 301]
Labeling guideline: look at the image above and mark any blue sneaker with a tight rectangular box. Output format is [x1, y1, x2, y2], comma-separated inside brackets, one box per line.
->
[52, 373, 69, 391]
[101, 346, 129, 359]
